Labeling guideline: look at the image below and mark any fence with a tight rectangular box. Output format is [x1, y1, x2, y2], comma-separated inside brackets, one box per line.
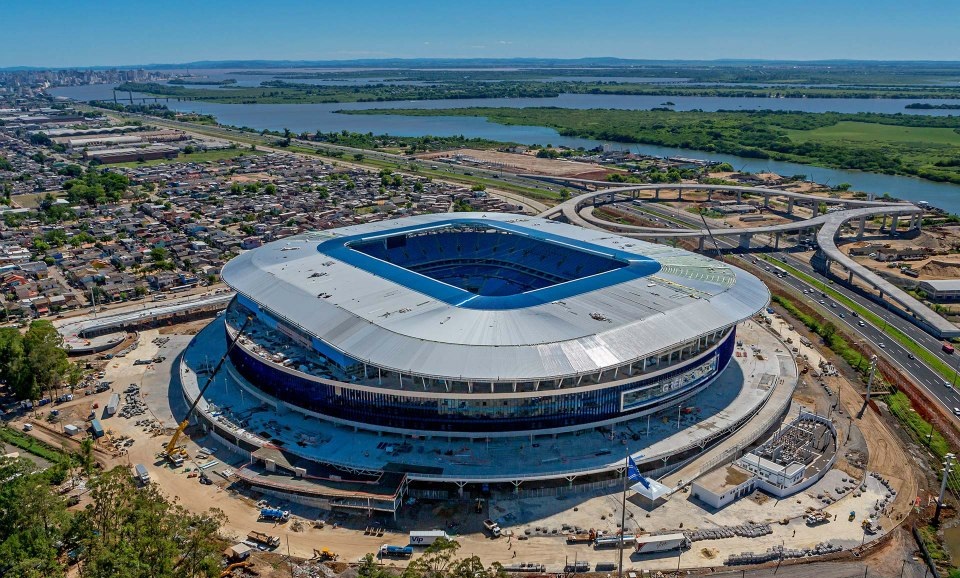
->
[512, 477, 621, 500]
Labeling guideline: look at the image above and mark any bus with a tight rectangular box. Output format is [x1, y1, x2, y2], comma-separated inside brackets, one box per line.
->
[771, 265, 788, 278]
[944, 342, 955, 355]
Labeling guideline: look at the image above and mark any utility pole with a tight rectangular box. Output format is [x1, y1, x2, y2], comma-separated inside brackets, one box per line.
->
[865, 355, 878, 402]
[934, 453, 955, 525]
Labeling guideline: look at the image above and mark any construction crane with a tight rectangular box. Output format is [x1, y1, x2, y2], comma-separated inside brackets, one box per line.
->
[161, 315, 253, 466]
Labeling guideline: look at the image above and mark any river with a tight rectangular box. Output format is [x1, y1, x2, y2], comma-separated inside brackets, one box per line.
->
[50, 85, 960, 213]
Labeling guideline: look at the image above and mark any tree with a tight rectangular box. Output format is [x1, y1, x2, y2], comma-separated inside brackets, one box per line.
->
[78, 438, 95, 477]
[821, 321, 837, 340]
[559, 188, 571, 201]
[0, 455, 69, 576]
[0, 327, 25, 391]
[150, 247, 168, 262]
[0, 322, 70, 400]
[22, 320, 70, 399]
[404, 538, 460, 578]
[358, 554, 393, 578]
[353, 153, 365, 161]
[78, 467, 225, 578]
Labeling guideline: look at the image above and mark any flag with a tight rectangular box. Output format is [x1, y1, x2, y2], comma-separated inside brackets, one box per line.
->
[628, 456, 650, 488]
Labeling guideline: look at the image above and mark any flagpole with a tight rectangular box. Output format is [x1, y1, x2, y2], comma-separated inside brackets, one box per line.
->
[619, 451, 628, 578]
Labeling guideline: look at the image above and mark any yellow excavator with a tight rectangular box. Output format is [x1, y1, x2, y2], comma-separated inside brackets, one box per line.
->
[220, 560, 254, 577]
[312, 548, 338, 561]
[161, 315, 253, 466]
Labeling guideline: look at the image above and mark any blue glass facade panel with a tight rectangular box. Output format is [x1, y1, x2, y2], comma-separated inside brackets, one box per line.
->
[228, 328, 736, 434]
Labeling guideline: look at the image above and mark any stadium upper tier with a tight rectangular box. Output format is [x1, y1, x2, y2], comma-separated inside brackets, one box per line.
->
[220, 213, 769, 383]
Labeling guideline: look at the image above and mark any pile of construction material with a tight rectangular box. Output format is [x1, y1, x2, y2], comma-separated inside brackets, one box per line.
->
[119, 385, 147, 419]
[683, 523, 772, 542]
[725, 542, 842, 566]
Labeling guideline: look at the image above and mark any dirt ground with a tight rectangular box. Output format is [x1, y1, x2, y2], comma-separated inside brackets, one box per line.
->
[416, 148, 617, 179]
[769, 314, 922, 529]
[10, 307, 933, 574]
[842, 226, 960, 283]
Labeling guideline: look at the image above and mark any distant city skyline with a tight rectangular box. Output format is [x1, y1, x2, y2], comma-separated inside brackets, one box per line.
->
[3, 0, 960, 68]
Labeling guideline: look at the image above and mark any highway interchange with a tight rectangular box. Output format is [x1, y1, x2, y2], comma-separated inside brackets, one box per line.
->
[608, 199, 960, 418]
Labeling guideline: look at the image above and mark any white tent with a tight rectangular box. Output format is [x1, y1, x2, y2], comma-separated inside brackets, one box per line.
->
[630, 476, 672, 501]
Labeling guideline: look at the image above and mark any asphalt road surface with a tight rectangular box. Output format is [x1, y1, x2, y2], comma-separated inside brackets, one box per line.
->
[618, 201, 960, 420]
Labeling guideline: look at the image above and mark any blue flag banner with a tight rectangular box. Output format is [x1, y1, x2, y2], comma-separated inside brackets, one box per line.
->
[628, 456, 650, 488]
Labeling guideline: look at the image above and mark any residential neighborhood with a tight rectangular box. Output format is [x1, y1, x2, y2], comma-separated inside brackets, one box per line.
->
[0, 98, 522, 321]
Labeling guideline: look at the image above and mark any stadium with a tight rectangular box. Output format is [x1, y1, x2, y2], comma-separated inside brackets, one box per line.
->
[216, 213, 769, 438]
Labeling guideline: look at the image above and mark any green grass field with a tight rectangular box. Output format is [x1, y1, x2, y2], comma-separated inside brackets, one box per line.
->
[110, 148, 262, 168]
[12, 191, 66, 209]
[785, 121, 960, 146]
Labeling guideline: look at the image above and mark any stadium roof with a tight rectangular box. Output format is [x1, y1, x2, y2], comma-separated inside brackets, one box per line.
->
[221, 213, 769, 381]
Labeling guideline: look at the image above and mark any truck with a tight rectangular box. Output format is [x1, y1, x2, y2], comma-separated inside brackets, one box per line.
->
[566, 529, 597, 544]
[483, 519, 502, 538]
[409, 530, 450, 547]
[134, 464, 150, 484]
[90, 419, 104, 439]
[503, 563, 546, 573]
[105, 393, 120, 417]
[379, 544, 413, 558]
[595, 534, 636, 549]
[634, 533, 690, 554]
[246, 530, 280, 549]
[258, 508, 290, 522]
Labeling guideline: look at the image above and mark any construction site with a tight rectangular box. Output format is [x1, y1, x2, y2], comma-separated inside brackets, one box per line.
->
[0, 279, 940, 578]
[3, 182, 958, 578]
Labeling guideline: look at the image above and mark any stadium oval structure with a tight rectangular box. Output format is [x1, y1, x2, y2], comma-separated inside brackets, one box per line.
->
[220, 213, 769, 438]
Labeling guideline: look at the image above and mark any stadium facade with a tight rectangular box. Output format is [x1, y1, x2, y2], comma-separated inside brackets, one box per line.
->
[219, 213, 769, 439]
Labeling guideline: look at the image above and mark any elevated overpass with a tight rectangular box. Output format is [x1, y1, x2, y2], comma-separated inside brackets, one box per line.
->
[537, 181, 957, 339]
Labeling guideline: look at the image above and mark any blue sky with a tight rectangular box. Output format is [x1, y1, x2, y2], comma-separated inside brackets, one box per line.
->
[4, 0, 960, 67]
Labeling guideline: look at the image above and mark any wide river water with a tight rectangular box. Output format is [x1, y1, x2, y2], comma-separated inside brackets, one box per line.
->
[51, 84, 960, 213]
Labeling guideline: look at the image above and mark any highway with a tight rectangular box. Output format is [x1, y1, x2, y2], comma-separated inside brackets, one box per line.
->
[611, 200, 960, 418]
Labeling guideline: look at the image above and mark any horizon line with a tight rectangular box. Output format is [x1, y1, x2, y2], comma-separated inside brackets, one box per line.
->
[6, 56, 960, 72]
